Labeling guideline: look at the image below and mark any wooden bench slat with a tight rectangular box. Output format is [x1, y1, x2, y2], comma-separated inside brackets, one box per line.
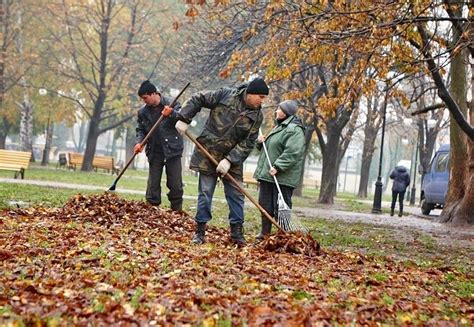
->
[0, 149, 32, 179]
[67, 152, 118, 174]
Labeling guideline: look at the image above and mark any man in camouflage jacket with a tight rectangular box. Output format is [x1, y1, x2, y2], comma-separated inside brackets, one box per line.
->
[175, 77, 270, 245]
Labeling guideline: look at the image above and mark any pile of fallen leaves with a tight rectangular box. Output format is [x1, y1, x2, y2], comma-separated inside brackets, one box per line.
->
[260, 231, 320, 257]
[1, 193, 472, 325]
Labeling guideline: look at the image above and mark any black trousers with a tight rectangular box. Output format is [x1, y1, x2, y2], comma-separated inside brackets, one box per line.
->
[258, 180, 294, 220]
[146, 155, 183, 210]
[391, 191, 405, 212]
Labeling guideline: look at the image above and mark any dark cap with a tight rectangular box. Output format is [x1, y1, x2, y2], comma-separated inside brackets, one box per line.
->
[138, 80, 158, 96]
[246, 77, 269, 95]
[279, 100, 298, 116]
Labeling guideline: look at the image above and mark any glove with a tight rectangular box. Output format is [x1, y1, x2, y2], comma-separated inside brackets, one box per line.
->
[133, 144, 143, 154]
[175, 120, 189, 135]
[161, 105, 173, 117]
[216, 158, 231, 176]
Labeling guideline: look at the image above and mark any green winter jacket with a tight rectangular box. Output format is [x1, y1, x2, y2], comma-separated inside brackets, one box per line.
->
[178, 85, 263, 177]
[254, 115, 305, 188]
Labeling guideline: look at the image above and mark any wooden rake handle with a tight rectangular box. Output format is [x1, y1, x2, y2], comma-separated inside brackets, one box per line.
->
[109, 82, 190, 191]
[184, 130, 285, 233]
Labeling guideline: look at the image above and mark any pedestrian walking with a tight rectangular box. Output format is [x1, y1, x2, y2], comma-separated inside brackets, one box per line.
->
[175, 77, 269, 245]
[389, 165, 411, 217]
[253, 100, 305, 240]
[134, 80, 184, 211]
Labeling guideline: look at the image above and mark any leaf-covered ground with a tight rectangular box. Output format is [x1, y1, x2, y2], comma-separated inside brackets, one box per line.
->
[0, 194, 472, 325]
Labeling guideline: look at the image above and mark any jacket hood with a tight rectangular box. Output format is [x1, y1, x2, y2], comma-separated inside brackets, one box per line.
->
[279, 115, 305, 129]
[396, 165, 407, 173]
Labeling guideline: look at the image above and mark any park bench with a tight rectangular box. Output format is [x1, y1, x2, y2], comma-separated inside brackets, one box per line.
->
[92, 156, 119, 175]
[0, 149, 32, 179]
[67, 152, 84, 170]
[67, 152, 119, 174]
[243, 171, 259, 188]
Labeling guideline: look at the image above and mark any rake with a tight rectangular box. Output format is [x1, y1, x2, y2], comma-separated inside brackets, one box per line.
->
[260, 129, 308, 232]
[108, 82, 190, 191]
[184, 131, 286, 234]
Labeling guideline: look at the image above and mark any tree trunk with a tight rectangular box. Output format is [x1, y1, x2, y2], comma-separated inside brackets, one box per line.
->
[19, 98, 34, 161]
[358, 138, 376, 198]
[0, 1, 6, 151]
[318, 125, 341, 204]
[438, 31, 472, 224]
[294, 126, 314, 197]
[81, 113, 100, 171]
[357, 95, 380, 198]
[41, 117, 54, 166]
[125, 124, 136, 170]
[0, 118, 9, 149]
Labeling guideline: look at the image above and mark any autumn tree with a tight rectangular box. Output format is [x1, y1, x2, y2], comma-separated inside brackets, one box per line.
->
[40, 0, 178, 171]
[193, 0, 473, 223]
[0, 1, 35, 150]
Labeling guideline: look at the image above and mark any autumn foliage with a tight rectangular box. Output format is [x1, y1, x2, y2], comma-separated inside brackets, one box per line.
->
[0, 193, 471, 324]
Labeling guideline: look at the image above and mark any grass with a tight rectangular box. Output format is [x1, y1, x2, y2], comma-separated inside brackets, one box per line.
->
[1, 164, 472, 272]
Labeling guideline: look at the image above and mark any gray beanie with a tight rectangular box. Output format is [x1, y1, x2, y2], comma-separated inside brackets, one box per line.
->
[279, 100, 298, 116]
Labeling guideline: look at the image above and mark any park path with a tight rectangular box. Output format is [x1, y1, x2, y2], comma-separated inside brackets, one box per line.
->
[1, 177, 472, 249]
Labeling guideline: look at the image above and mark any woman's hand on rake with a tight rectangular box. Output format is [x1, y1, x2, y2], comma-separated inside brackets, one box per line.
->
[269, 166, 278, 176]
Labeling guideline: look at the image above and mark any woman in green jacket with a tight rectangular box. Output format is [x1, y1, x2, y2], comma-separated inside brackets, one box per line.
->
[253, 100, 306, 240]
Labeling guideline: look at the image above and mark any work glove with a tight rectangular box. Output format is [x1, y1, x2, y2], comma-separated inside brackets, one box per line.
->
[175, 120, 189, 135]
[161, 105, 173, 117]
[133, 144, 143, 154]
[216, 158, 231, 176]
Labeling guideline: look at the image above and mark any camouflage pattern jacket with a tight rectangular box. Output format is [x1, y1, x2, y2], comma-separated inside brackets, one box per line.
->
[178, 85, 263, 177]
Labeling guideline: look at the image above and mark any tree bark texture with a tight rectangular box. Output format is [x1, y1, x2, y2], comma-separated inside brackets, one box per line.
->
[438, 35, 472, 224]
[19, 98, 33, 160]
[294, 126, 314, 197]
[318, 122, 341, 204]
[358, 95, 380, 198]
[41, 118, 54, 166]
[125, 125, 136, 170]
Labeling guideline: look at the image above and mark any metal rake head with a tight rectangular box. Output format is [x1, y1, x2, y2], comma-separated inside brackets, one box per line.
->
[277, 196, 308, 233]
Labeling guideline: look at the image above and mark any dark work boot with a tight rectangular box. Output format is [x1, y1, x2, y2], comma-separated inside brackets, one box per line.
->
[230, 223, 245, 246]
[398, 210, 403, 217]
[191, 222, 206, 244]
[256, 217, 272, 242]
[390, 208, 394, 216]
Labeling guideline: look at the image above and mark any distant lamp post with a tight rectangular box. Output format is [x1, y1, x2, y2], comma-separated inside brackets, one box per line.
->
[372, 90, 388, 214]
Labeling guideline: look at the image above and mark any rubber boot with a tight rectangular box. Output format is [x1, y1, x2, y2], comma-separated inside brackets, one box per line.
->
[230, 223, 245, 246]
[191, 222, 206, 244]
[255, 217, 272, 242]
[398, 210, 403, 217]
[390, 208, 394, 216]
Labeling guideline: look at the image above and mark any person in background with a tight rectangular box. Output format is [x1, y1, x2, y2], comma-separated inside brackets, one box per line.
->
[175, 77, 269, 246]
[135, 80, 184, 211]
[253, 100, 305, 241]
[389, 165, 411, 217]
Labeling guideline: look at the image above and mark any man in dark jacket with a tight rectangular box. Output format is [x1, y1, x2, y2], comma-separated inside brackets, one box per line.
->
[135, 80, 184, 211]
[389, 165, 411, 217]
[175, 77, 269, 245]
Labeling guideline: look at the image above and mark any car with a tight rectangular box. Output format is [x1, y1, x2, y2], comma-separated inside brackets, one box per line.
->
[420, 144, 449, 215]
